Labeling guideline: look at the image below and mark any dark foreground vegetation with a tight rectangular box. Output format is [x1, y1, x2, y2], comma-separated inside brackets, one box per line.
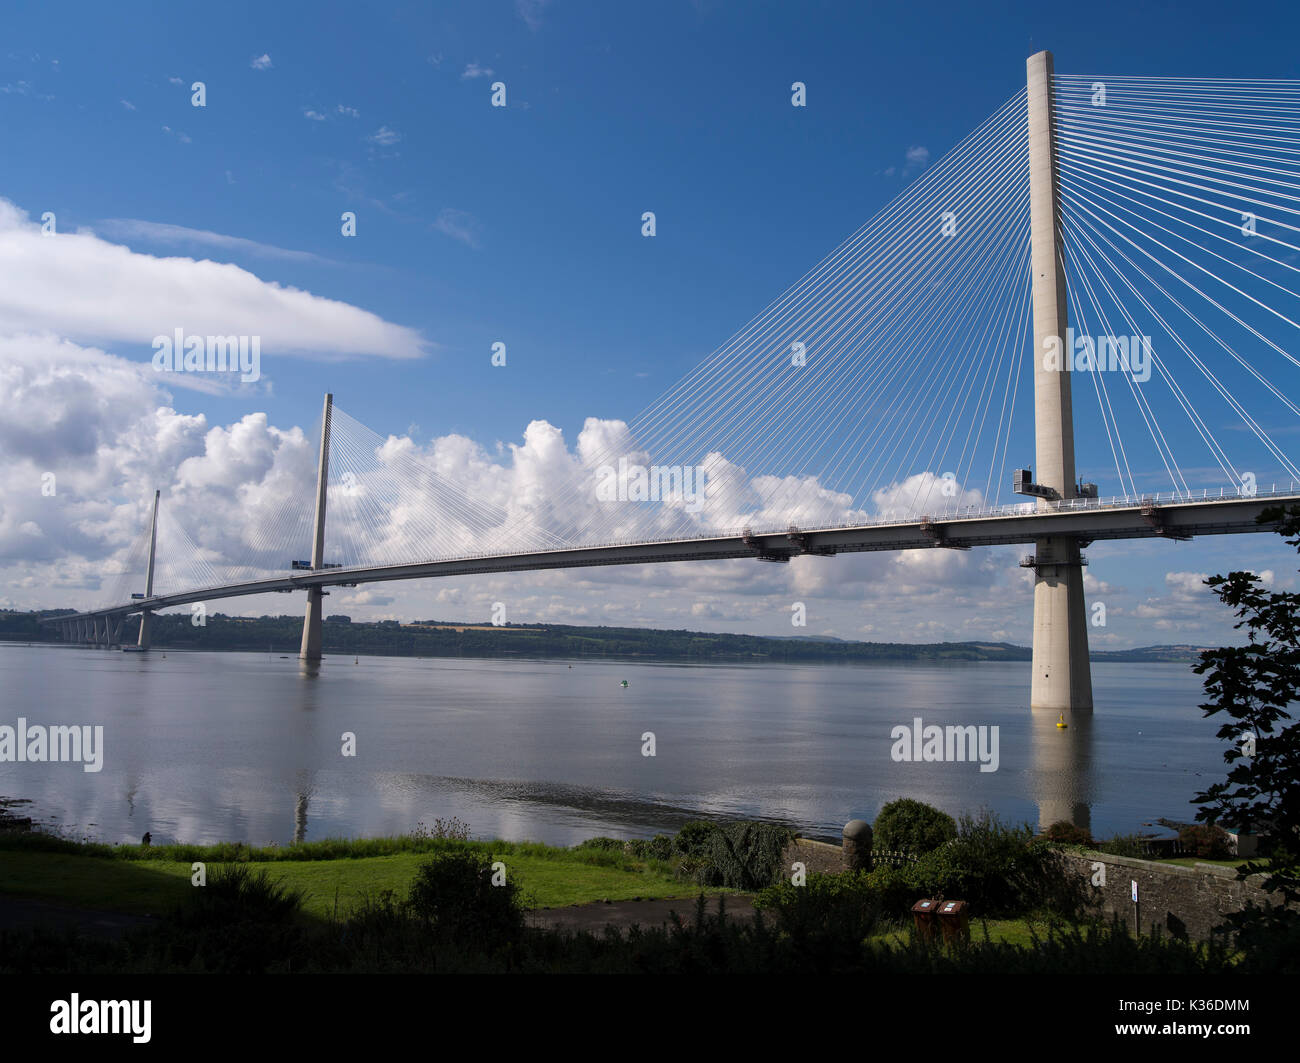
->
[3, 812, 1295, 974]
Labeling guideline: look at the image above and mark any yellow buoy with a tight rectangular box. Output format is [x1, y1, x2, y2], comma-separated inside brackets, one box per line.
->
[1057, 712, 1068, 729]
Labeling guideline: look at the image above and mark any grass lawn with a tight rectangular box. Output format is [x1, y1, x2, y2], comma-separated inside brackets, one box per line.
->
[1160, 857, 1253, 870]
[867, 914, 1085, 948]
[0, 843, 717, 919]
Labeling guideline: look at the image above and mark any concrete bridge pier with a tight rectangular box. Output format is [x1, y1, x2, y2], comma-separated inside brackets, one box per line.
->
[300, 394, 333, 664]
[1027, 49, 1093, 712]
[137, 490, 160, 651]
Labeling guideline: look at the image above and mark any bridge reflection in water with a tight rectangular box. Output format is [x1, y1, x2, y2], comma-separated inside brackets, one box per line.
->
[1031, 708, 1096, 834]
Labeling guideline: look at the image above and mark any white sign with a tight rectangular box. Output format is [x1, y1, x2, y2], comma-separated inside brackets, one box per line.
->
[1131, 880, 1138, 903]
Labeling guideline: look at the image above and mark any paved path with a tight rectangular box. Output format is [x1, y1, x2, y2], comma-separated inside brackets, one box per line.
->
[1, 890, 756, 940]
[0, 896, 156, 940]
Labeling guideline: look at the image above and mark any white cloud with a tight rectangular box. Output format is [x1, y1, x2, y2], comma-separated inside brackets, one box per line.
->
[432, 208, 481, 248]
[336, 104, 359, 118]
[303, 109, 326, 121]
[1165, 570, 1210, 597]
[120, 99, 136, 111]
[0, 198, 427, 361]
[516, 0, 550, 29]
[367, 125, 401, 146]
[250, 54, 272, 71]
[461, 63, 494, 80]
[95, 218, 334, 265]
[905, 145, 931, 167]
[0, 346, 1262, 650]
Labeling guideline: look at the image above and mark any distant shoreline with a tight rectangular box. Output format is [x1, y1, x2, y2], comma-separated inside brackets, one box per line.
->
[1, 609, 1212, 664]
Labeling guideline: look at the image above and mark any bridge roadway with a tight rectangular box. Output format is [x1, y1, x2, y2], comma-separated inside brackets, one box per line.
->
[47, 488, 1300, 626]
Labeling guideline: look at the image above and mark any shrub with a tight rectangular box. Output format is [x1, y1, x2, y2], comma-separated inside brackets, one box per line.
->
[694, 821, 795, 890]
[154, 865, 308, 973]
[626, 834, 674, 861]
[1094, 834, 1148, 859]
[673, 821, 719, 857]
[410, 817, 472, 843]
[1179, 824, 1233, 860]
[865, 811, 1084, 919]
[574, 836, 625, 852]
[184, 863, 305, 925]
[1043, 821, 1094, 847]
[406, 851, 525, 952]
[873, 799, 957, 855]
[754, 870, 884, 943]
[1230, 901, 1300, 974]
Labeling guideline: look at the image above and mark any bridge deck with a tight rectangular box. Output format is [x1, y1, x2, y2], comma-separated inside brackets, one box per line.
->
[48, 489, 1300, 623]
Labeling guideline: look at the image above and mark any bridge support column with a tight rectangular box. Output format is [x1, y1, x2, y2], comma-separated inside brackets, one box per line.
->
[1028, 50, 1092, 712]
[137, 490, 161, 651]
[300, 393, 333, 664]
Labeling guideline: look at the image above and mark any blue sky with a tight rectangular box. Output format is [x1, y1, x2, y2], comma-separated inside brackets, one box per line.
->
[2, 0, 1300, 647]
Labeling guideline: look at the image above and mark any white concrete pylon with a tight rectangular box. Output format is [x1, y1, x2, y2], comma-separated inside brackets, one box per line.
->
[138, 490, 160, 650]
[1027, 50, 1093, 712]
[300, 393, 333, 662]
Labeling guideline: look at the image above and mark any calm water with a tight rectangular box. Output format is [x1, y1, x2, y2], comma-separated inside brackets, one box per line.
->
[0, 643, 1225, 846]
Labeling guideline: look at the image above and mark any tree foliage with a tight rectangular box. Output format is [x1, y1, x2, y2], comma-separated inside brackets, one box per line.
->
[1193, 504, 1300, 942]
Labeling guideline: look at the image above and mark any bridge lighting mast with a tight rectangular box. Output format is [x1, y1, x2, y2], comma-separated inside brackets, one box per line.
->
[1027, 50, 1093, 711]
[300, 393, 333, 662]
[136, 489, 160, 650]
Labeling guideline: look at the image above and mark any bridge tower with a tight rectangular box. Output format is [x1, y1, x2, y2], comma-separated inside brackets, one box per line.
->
[300, 393, 333, 662]
[136, 489, 160, 650]
[1027, 50, 1093, 711]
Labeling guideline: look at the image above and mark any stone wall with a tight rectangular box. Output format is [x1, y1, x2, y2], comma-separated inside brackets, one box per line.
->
[1051, 849, 1292, 941]
[782, 837, 846, 876]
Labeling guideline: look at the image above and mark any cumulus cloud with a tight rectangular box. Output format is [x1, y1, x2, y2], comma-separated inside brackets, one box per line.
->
[0, 198, 427, 361]
[461, 63, 494, 80]
[1165, 570, 1210, 598]
[250, 54, 272, 71]
[367, 126, 401, 146]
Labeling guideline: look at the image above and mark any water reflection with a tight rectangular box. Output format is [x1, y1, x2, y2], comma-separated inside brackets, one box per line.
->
[0, 646, 1216, 846]
[1030, 707, 1095, 832]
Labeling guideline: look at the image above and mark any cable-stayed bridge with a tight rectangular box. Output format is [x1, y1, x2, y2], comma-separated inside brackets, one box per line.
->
[47, 52, 1300, 712]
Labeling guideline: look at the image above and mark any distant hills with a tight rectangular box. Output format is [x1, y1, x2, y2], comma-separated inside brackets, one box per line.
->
[0, 609, 1212, 663]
